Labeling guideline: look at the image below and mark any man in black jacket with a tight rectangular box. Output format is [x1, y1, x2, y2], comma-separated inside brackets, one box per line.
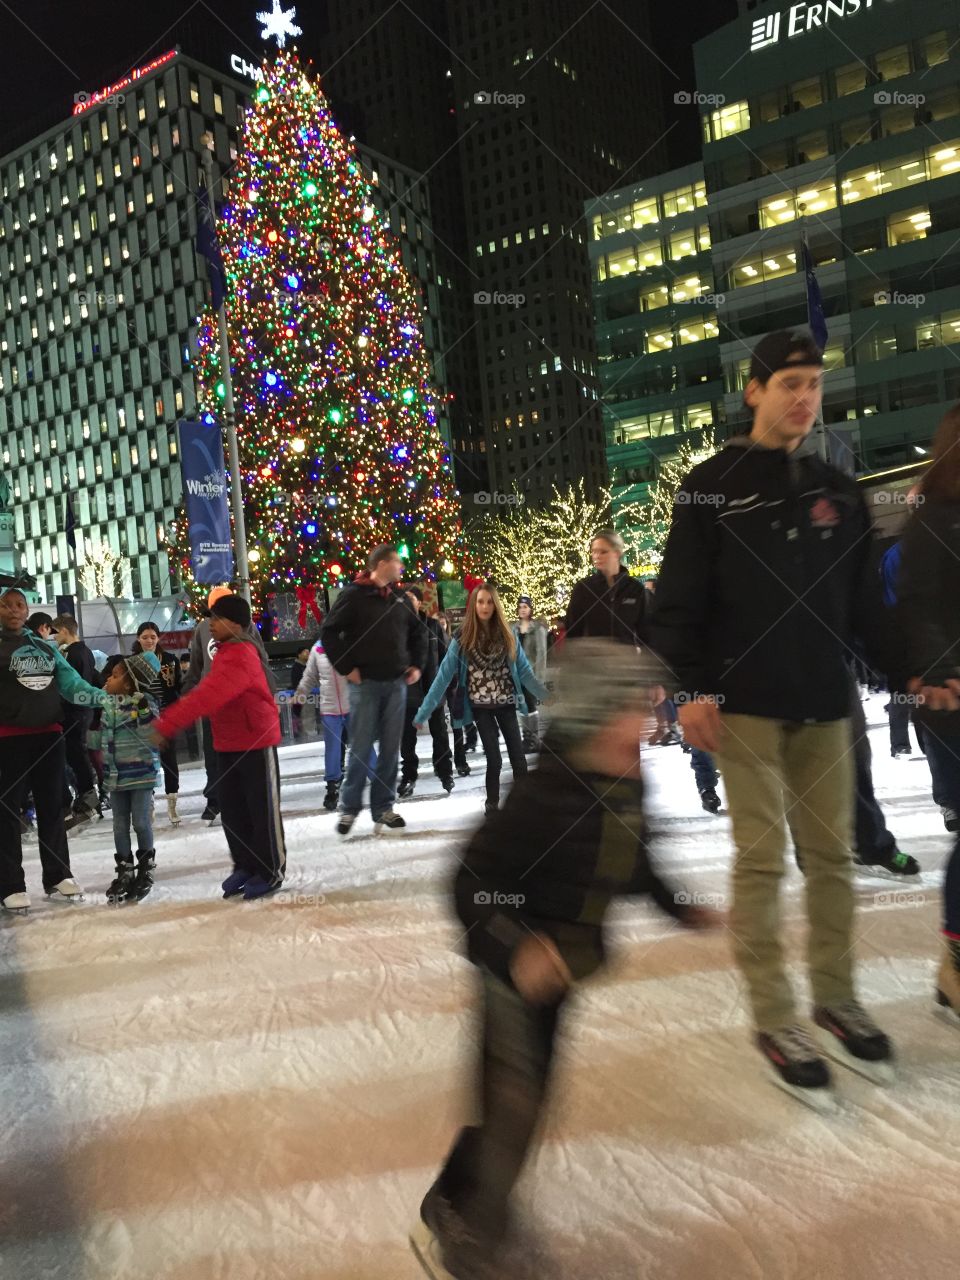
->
[397, 587, 454, 797]
[52, 613, 99, 823]
[652, 331, 893, 1101]
[321, 545, 426, 835]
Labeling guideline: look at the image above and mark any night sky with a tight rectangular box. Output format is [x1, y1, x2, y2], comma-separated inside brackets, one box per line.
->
[0, 0, 737, 168]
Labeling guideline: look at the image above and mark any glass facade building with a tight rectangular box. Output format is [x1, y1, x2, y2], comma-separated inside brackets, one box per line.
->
[589, 0, 960, 518]
[0, 50, 447, 601]
[698, 0, 960, 467]
[587, 165, 724, 514]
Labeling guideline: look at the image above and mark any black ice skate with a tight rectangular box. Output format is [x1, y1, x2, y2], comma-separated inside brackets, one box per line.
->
[755, 1026, 836, 1112]
[700, 789, 722, 814]
[853, 848, 920, 879]
[131, 851, 155, 902]
[397, 779, 416, 798]
[410, 1189, 500, 1280]
[813, 1001, 895, 1085]
[106, 862, 137, 905]
[323, 780, 340, 812]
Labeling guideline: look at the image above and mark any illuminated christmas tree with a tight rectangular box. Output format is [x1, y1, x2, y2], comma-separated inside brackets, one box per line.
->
[641, 430, 719, 559]
[182, 49, 462, 604]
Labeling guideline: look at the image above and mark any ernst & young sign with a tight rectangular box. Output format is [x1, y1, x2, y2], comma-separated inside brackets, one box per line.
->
[750, 0, 899, 53]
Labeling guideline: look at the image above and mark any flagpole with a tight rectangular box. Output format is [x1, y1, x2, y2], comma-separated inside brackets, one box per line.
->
[198, 134, 251, 605]
[799, 208, 829, 463]
[65, 493, 83, 639]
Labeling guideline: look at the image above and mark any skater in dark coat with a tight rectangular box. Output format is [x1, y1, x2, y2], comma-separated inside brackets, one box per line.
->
[0, 589, 106, 911]
[410, 639, 718, 1279]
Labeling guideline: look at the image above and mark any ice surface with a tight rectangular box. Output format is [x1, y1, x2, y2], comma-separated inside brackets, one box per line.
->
[2, 695, 958, 1278]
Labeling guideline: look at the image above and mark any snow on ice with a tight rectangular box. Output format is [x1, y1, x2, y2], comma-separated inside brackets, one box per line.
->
[2, 694, 958, 1278]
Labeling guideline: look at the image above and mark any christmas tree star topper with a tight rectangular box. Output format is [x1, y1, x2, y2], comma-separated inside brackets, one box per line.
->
[257, 0, 302, 48]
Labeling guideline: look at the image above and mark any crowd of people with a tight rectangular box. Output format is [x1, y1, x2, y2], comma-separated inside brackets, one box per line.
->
[2, 328, 959, 1279]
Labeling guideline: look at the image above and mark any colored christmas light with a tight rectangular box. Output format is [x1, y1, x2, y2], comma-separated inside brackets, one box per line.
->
[176, 48, 462, 604]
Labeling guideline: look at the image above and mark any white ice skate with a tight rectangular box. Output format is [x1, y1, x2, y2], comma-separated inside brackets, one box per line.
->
[46, 879, 85, 904]
[166, 795, 182, 827]
[1, 891, 31, 915]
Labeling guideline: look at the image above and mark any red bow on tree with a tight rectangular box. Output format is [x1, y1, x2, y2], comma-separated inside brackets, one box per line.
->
[295, 585, 323, 628]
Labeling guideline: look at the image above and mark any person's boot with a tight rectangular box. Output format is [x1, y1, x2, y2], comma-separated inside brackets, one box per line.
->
[132, 850, 156, 901]
[323, 780, 340, 811]
[106, 861, 137, 904]
[524, 710, 542, 753]
[166, 794, 182, 827]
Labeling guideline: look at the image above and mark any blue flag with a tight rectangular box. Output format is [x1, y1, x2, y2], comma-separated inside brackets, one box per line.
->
[178, 418, 234, 584]
[64, 494, 77, 551]
[196, 187, 227, 311]
[802, 241, 828, 352]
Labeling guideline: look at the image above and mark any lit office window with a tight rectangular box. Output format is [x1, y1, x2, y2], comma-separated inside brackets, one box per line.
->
[705, 100, 750, 143]
[645, 326, 674, 354]
[888, 206, 931, 244]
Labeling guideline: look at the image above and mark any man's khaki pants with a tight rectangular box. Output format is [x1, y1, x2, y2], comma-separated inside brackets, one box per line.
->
[715, 714, 856, 1031]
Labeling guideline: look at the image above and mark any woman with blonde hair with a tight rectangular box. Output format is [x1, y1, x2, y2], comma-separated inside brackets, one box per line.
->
[415, 584, 548, 814]
[897, 404, 960, 1021]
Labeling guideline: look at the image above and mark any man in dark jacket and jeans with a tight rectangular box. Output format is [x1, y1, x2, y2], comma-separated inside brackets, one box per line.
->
[398, 587, 454, 797]
[321, 545, 426, 836]
[652, 330, 894, 1102]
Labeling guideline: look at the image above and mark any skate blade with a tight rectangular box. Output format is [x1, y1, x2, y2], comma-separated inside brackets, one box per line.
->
[854, 864, 920, 882]
[46, 892, 85, 904]
[767, 1067, 838, 1114]
[409, 1221, 455, 1280]
[816, 1031, 895, 1085]
[2, 907, 30, 916]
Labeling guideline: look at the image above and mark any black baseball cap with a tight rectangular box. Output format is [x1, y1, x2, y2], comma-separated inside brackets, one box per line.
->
[748, 331, 824, 385]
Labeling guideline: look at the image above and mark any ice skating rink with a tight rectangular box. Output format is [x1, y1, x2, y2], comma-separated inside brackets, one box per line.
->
[2, 694, 958, 1279]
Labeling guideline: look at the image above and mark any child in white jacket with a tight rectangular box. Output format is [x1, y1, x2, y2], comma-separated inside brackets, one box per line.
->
[294, 640, 361, 811]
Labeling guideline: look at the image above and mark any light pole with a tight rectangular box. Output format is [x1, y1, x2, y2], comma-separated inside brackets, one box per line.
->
[198, 131, 251, 604]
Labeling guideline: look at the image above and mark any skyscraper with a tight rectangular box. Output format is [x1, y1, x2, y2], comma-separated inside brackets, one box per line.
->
[321, 1, 667, 502]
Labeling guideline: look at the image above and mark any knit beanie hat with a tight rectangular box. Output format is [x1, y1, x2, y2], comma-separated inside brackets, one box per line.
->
[123, 650, 160, 693]
[517, 594, 532, 609]
[211, 593, 252, 629]
[547, 638, 667, 748]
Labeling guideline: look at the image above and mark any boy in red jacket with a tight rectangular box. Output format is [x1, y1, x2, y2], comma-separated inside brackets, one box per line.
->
[153, 594, 285, 900]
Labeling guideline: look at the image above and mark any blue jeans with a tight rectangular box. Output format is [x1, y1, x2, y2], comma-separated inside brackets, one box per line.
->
[339, 677, 407, 819]
[690, 748, 718, 794]
[322, 713, 376, 783]
[111, 788, 154, 861]
[919, 725, 960, 937]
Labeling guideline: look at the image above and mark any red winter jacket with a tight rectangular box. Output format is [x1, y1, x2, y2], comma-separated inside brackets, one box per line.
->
[155, 636, 280, 752]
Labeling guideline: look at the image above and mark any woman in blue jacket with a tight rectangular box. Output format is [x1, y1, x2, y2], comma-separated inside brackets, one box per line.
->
[415, 585, 548, 815]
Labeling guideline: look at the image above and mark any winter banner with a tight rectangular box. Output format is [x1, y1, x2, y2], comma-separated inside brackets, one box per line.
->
[177, 418, 234, 584]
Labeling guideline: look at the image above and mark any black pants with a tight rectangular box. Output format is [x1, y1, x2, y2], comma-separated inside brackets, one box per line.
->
[401, 690, 453, 783]
[428, 969, 566, 1242]
[63, 721, 94, 801]
[888, 698, 913, 754]
[851, 683, 898, 863]
[218, 747, 286, 886]
[0, 733, 73, 898]
[160, 742, 179, 795]
[200, 719, 220, 808]
[472, 706, 527, 806]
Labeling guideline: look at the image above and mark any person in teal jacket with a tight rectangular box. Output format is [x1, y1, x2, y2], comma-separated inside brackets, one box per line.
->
[415, 584, 548, 815]
[0, 588, 107, 911]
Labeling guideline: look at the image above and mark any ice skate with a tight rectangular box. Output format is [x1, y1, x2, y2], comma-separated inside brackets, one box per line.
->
[106, 862, 137, 905]
[410, 1189, 500, 1280]
[1, 891, 30, 915]
[439, 775, 455, 794]
[854, 848, 920, 879]
[336, 813, 357, 838]
[397, 778, 416, 798]
[201, 804, 220, 824]
[166, 795, 182, 827]
[46, 878, 84, 903]
[700, 788, 721, 814]
[131, 851, 155, 902]
[322, 780, 340, 812]
[755, 1026, 836, 1112]
[222, 869, 253, 898]
[813, 1001, 895, 1085]
[374, 810, 406, 833]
